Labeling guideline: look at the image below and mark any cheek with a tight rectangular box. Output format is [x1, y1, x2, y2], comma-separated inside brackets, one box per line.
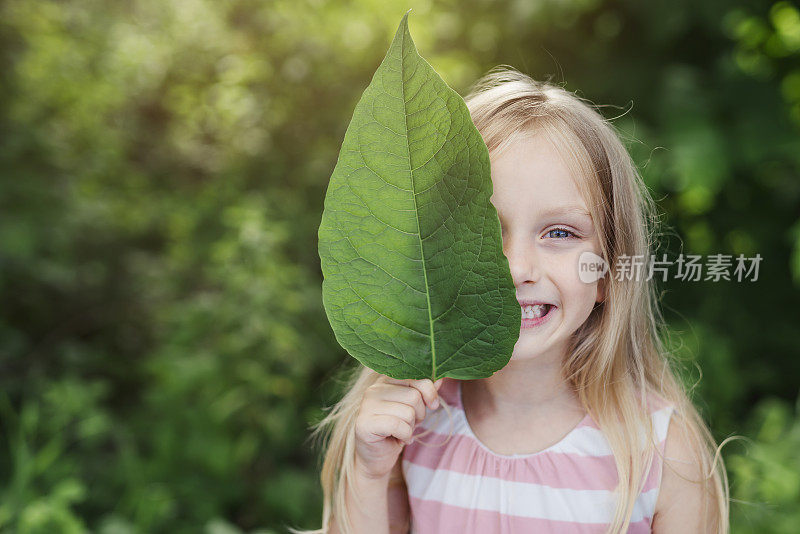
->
[549, 249, 582, 282]
[553, 251, 598, 305]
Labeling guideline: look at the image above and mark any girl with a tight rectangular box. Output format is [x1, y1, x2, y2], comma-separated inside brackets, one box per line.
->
[299, 66, 729, 533]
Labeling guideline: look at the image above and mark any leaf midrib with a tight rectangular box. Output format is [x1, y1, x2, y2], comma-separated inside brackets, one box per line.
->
[400, 25, 437, 380]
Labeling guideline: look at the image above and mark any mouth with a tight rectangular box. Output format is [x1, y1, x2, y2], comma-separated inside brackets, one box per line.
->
[519, 303, 557, 327]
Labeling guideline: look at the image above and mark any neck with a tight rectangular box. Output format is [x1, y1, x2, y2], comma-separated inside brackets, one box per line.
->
[465, 340, 578, 415]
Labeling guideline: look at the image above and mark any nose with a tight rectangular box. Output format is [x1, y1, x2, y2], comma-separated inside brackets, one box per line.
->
[502, 233, 542, 286]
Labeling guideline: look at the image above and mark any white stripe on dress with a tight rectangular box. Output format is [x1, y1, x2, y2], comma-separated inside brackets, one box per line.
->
[416, 403, 675, 458]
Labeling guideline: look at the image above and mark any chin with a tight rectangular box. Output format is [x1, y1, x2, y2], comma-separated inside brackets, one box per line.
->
[509, 330, 569, 362]
[509, 341, 546, 361]
[509, 352, 540, 362]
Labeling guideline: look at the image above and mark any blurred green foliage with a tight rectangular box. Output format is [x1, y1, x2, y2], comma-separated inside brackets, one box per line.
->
[0, 0, 798, 532]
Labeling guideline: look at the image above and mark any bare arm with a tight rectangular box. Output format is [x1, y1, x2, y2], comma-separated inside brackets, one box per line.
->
[387, 457, 410, 534]
[328, 465, 390, 534]
[330, 375, 439, 534]
[652, 416, 719, 533]
[329, 454, 409, 534]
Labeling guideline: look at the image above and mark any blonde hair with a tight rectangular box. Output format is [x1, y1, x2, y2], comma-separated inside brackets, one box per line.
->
[296, 66, 731, 534]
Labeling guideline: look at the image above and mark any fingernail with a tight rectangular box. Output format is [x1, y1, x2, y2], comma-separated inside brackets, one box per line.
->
[432, 398, 440, 410]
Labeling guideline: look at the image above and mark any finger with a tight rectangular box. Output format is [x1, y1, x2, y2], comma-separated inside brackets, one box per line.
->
[365, 414, 413, 443]
[370, 385, 426, 423]
[373, 400, 420, 427]
[383, 377, 441, 411]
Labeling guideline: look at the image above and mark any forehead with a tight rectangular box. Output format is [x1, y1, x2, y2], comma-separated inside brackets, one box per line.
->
[489, 132, 592, 220]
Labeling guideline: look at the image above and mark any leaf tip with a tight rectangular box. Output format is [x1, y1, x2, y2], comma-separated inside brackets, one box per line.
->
[400, 8, 412, 30]
[391, 9, 415, 54]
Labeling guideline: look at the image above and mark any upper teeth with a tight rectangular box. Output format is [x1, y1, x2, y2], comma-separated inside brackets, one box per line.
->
[522, 304, 550, 319]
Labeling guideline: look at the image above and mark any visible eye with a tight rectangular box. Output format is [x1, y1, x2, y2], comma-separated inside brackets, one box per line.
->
[545, 227, 578, 239]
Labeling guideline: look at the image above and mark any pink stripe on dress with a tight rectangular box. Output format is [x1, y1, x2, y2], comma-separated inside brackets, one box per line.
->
[404, 427, 666, 491]
[409, 496, 654, 533]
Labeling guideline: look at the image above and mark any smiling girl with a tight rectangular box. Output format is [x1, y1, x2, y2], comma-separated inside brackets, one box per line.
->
[300, 66, 730, 534]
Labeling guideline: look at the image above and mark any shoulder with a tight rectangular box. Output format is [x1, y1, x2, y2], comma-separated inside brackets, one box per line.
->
[642, 389, 673, 416]
[651, 410, 717, 533]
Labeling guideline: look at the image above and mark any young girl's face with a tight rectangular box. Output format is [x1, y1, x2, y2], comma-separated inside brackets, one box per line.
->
[489, 131, 605, 362]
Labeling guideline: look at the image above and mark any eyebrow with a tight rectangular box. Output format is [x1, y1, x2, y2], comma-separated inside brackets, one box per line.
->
[540, 205, 592, 219]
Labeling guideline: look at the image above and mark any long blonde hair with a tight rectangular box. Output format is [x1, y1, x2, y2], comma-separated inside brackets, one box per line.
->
[297, 66, 731, 534]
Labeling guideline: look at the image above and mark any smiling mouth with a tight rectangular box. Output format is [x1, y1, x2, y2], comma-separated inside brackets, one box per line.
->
[521, 304, 555, 319]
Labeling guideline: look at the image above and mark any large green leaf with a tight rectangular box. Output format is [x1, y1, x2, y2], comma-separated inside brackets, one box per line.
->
[317, 11, 520, 381]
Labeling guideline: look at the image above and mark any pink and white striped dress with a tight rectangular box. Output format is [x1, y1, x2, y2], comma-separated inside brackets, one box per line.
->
[401, 377, 675, 533]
